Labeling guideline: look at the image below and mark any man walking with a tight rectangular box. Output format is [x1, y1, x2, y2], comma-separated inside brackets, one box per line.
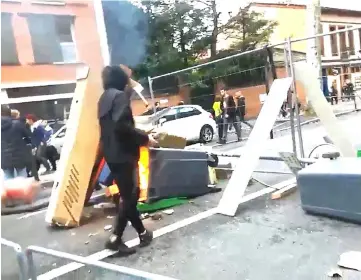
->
[235, 91, 253, 131]
[98, 65, 157, 256]
[220, 89, 241, 143]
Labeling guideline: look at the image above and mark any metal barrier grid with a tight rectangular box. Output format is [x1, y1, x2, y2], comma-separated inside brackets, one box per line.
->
[1, 238, 28, 280]
[26, 245, 177, 280]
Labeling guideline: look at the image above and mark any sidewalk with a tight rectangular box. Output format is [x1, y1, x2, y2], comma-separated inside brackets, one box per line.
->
[217, 111, 361, 166]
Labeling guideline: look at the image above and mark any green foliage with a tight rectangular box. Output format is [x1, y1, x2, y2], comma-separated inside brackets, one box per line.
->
[133, 0, 276, 101]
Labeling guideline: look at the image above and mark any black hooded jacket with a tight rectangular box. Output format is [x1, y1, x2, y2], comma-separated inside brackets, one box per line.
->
[98, 66, 149, 164]
[1, 116, 32, 170]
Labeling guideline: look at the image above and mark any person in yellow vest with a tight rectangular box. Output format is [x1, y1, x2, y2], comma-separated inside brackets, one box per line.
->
[212, 96, 223, 142]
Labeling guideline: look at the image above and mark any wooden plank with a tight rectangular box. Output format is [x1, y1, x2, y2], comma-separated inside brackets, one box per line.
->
[271, 177, 296, 190]
[271, 183, 297, 200]
[217, 78, 292, 216]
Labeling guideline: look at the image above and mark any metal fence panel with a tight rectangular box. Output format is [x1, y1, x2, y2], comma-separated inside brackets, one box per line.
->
[1, 238, 27, 280]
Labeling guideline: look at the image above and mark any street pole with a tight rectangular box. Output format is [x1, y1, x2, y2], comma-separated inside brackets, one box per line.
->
[306, 0, 322, 93]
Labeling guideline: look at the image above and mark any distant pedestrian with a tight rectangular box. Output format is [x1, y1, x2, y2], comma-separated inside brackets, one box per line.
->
[330, 80, 338, 105]
[212, 96, 223, 142]
[26, 114, 51, 174]
[220, 89, 241, 143]
[1, 105, 32, 180]
[235, 91, 253, 134]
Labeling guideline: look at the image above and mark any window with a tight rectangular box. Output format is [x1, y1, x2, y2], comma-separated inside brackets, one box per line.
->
[177, 107, 201, 119]
[27, 14, 76, 64]
[1, 13, 19, 65]
[329, 26, 338, 56]
[348, 26, 355, 55]
[162, 108, 177, 122]
[338, 26, 347, 57]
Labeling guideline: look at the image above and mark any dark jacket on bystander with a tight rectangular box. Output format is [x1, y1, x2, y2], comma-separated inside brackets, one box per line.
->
[1, 116, 32, 170]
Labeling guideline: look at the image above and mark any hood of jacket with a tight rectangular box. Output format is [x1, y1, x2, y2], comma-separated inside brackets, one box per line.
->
[102, 65, 129, 92]
[1, 116, 13, 132]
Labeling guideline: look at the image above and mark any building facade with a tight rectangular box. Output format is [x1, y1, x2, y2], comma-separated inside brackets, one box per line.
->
[1, 0, 184, 120]
[1, 0, 107, 119]
[250, 2, 361, 98]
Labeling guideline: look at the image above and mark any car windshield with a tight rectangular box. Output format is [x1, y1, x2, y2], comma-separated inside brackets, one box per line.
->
[140, 106, 169, 116]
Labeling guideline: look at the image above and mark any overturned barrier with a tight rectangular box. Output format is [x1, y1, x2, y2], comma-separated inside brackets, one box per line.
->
[1, 238, 27, 280]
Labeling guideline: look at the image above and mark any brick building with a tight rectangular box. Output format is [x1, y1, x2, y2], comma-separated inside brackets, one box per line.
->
[1, 0, 184, 119]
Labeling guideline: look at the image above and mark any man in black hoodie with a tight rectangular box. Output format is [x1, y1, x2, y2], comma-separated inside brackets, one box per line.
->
[98, 65, 157, 255]
[1, 105, 32, 179]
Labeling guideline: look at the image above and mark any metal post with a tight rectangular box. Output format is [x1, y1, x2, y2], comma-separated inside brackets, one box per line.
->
[284, 41, 298, 157]
[26, 250, 37, 280]
[287, 37, 305, 158]
[147, 76, 157, 123]
[263, 52, 274, 139]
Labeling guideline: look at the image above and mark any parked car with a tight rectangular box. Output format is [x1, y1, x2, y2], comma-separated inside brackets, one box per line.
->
[153, 105, 217, 143]
[47, 125, 66, 155]
[48, 105, 216, 155]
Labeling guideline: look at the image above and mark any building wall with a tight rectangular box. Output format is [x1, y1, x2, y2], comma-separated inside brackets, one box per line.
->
[251, 4, 307, 53]
[1, 1, 102, 87]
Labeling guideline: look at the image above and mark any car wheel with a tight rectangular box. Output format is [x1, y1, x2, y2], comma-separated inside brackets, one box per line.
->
[200, 125, 214, 143]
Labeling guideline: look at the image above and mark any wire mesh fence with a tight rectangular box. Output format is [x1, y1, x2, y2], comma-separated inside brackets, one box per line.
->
[145, 26, 361, 153]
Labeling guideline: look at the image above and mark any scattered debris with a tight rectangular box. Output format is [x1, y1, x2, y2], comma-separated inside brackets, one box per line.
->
[71, 232, 76, 236]
[338, 251, 361, 271]
[84, 241, 89, 245]
[140, 213, 149, 220]
[162, 209, 174, 215]
[106, 216, 114, 219]
[151, 213, 162, 220]
[94, 203, 116, 209]
[52, 263, 57, 267]
[88, 232, 98, 238]
[327, 268, 343, 278]
[104, 225, 113, 231]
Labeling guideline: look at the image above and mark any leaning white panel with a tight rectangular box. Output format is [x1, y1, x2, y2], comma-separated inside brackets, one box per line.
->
[294, 62, 355, 157]
[217, 78, 292, 217]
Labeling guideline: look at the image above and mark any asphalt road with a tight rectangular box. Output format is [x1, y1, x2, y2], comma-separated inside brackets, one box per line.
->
[2, 111, 361, 280]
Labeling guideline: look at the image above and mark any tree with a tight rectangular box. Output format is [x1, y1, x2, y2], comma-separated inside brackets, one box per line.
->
[223, 5, 277, 52]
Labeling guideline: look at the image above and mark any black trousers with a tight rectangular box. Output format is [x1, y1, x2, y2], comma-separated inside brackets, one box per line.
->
[107, 162, 145, 237]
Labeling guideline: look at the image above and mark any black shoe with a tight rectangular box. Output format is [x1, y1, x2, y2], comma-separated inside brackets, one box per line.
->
[139, 230, 153, 247]
[105, 235, 136, 256]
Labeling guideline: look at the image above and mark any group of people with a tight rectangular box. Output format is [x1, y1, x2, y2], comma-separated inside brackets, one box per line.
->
[328, 78, 355, 105]
[1, 106, 59, 181]
[212, 89, 251, 144]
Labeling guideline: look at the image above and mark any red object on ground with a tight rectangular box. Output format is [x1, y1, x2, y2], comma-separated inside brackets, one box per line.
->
[2, 178, 40, 204]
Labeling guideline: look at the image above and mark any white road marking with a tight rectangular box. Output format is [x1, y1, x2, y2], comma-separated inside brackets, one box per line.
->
[17, 209, 47, 220]
[37, 208, 217, 279]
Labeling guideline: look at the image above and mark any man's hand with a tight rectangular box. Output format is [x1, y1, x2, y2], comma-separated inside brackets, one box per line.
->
[148, 134, 159, 147]
[119, 64, 132, 78]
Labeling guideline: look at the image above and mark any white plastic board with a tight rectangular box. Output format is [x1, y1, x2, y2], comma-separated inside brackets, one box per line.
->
[217, 77, 292, 216]
[294, 62, 355, 157]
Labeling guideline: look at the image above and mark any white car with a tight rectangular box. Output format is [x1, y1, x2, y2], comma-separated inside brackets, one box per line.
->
[48, 105, 217, 154]
[153, 105, 217, 143]
[47, 125, 67, 155]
